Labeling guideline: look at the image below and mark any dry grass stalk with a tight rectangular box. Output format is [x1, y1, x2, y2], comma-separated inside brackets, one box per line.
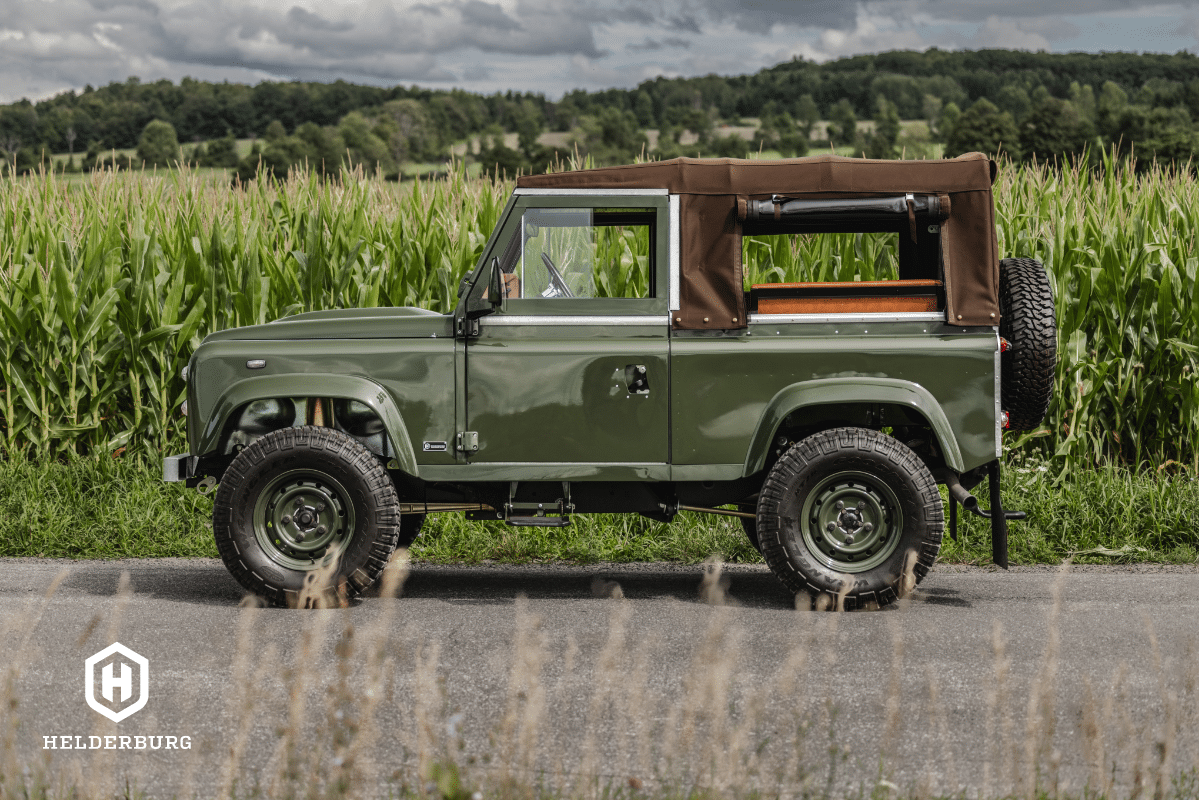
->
[882, 611, 906, 772]
[577, 600, 633, 795]
[496, 596, 548, 794]
[216, 598, 263, 800]
[267, 603, 333, 799]
[6, 563, 1199, 800]
[925, 665, 959, 794]
[698, 557, 731, 606]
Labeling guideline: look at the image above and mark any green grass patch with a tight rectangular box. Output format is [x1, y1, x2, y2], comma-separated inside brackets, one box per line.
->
[939, 455, 1199, 565]
[415, 509, 760, 564]
[0, 455, 1195, 565]
[0, 455, 216, 558]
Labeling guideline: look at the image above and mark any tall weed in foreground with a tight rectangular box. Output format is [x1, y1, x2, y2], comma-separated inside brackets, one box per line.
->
[3, 562, 1199, 799]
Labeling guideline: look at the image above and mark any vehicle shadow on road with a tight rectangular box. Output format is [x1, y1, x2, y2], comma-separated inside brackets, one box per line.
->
[386, 565, 799, 609]
[49, 561, 970, 612]
[56, 561, 246, 606]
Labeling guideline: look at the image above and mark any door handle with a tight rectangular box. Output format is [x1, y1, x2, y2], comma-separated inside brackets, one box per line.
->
[624, 364, 650, 395]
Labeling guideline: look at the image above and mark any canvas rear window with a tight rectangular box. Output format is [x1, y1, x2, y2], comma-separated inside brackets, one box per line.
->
[740, 193, 946, 316]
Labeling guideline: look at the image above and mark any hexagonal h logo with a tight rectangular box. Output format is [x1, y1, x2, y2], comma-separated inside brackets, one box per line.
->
[85, 643, 149, 723]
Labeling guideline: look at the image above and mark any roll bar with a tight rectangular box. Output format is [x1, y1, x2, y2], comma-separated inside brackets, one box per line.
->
[742, 193, 949, 224]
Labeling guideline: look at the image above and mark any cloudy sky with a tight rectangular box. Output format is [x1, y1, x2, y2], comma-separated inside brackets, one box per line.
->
[3, 0, 1199, 103]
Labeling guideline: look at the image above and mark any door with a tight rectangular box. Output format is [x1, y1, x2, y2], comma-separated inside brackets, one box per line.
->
[465, 196, 670, 466]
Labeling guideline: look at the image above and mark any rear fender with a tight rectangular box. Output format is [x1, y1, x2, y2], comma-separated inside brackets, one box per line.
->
[197, 374, 419, 477]
[742, 377, 965, 476]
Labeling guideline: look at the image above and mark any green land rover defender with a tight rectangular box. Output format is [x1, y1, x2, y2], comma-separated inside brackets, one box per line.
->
[164, 153, 1056, 608]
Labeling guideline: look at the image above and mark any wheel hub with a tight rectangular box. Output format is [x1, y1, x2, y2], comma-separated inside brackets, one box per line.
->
[252, 470, 355, 571]
[800, 471, 902, 573]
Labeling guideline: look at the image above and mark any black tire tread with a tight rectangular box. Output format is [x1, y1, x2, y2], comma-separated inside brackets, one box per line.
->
[756, 427, 943, 610]
[213, 426, 400, 607]
[999, 257, 1056, 431]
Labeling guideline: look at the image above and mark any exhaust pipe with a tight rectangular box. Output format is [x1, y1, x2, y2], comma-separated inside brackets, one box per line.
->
[943, 472, 980, 513]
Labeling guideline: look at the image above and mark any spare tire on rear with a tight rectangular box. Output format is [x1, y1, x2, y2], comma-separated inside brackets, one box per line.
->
[999, 257, 1056, 431]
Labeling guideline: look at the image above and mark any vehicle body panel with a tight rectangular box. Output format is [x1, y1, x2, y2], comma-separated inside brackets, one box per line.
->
[180, 185, 1001, 498]
[670, 322, 996, 475]
[466, 322, 669, 464]
[190, 336, 460, 475]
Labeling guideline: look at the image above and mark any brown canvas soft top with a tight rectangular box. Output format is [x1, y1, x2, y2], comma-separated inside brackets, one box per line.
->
[516, 153, 1000, 328]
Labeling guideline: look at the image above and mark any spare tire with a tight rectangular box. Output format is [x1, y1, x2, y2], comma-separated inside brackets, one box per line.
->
[999, 257, 1056, 431]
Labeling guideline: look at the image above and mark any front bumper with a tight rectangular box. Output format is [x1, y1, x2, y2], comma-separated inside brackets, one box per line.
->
[163, 453, 195, 483]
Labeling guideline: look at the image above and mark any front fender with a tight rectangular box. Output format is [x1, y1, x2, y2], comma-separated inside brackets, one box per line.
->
[197, 373, 420, 477]
[742, 377, 965, 476]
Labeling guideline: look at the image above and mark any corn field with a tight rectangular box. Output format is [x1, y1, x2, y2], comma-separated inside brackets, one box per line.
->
[2, 155, 1198, 468]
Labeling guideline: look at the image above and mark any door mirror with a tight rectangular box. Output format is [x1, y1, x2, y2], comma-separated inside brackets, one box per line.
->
[487, 257, 504, 306]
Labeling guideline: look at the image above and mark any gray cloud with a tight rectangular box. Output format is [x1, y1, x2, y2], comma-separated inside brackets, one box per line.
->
[3, 0, 1199, 103]
[664, 14, 703, 33]
[904, 0, 1199, 22]
[697, 0, 857, 33]
[0, 0, 606, 96]
[286, 7, 354, 33]
[626, 36, 691, 51]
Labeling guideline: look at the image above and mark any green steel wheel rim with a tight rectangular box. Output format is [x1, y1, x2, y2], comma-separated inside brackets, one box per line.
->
[252, 469, 357, 572]
[799, 470, 903, 574]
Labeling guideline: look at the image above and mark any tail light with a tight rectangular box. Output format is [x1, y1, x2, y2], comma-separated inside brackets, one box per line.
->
[1001, 410, 1010, 429]
[999, 337, 1011, 353]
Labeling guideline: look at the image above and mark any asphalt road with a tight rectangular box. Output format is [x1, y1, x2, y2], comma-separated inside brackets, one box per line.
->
[2, 558, 1198, 798]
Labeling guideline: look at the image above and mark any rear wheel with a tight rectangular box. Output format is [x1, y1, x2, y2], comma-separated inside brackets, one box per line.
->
[756, 427, 943, 609]
[213, 426, 400, 607]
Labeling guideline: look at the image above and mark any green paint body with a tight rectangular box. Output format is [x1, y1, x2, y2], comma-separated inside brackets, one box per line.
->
[184, 190, 999, 498]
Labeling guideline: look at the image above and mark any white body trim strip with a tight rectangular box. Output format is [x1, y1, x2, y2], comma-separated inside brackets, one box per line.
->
[512, 188, 669, 196]
[748, 312, 946, 324]
[994, 328, 1003, 458]
[668, 194, 681, 311]
[466, 461, 667, 467]
[486, 315, 668, 326]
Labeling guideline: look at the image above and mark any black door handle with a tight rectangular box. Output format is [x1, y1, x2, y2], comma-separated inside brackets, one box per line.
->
[624, 365, 650, 394]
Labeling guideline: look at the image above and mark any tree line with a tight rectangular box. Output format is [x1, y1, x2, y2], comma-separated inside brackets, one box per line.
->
[5, 48, 1199, 176]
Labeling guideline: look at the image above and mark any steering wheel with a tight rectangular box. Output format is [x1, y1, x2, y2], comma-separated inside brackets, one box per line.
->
[540, 252, 574, 299]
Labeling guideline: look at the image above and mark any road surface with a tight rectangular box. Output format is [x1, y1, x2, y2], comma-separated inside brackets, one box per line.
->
[1, 558, 1197, 798]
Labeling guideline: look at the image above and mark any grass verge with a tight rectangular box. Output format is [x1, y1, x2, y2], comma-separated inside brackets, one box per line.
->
[0, 454, 1195, 564]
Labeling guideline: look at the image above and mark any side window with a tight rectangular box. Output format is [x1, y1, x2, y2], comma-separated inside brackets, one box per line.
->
[740, 194, 946, 316]
[498, 208, 654, 300]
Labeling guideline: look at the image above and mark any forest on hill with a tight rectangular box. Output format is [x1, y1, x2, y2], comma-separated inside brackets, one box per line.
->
[4, 48, 1199, 177]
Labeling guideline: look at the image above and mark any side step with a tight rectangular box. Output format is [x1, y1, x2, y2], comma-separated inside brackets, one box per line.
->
[504, 481, 574, 527]
[507, 516, 572, 528]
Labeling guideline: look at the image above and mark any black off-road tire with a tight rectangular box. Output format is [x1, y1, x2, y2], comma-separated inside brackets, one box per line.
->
[398, 513, 426, 547]
[756, 427, 943, 610]
[213, 426, 400, 607]
[999, 257, 1056, 431]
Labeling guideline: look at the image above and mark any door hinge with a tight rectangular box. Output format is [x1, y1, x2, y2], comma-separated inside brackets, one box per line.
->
[456, 431, 479, 452]
[455, 317, 480, 338]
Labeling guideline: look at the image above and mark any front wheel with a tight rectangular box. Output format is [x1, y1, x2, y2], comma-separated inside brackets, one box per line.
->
[756, 427, 943, 610]
[213, 426, 400, 607]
